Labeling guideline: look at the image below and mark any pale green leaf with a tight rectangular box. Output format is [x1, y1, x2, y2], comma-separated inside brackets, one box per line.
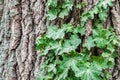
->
[59, 9, 69, 19]
[83, 37, 95, 50]
[46, 26, 65, 40]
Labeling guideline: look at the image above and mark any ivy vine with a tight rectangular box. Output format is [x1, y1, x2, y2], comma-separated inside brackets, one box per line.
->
[36, 0, 120, 80]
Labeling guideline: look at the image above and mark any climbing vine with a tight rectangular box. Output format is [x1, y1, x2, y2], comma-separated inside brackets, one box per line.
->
[36, 0, 120, 80]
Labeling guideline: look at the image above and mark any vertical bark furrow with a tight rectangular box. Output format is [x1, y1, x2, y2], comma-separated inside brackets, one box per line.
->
[111, 8, 120, 38]
[10, 10, 22, 50]
[30, 0, 47, 78]
[111, 1, 120, 80]
[0, 0, 4, 21]
[20, 0, 36, 79]
[0, 0, 11, 79]
[28, 32, 36, 80]
[32, 0, 47, 36]
[5, 0, 22, 80]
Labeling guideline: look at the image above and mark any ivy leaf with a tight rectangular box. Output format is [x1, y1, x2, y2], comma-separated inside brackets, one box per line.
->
[101, 53, 115, 68]
[73, 26, 85, 35]
[76, 3, 82, 9]
[58, 68, 69, 80]
[58, 34, 81, 55]
[80, 13, 89, 26]
[107, 0, 114, 6]
[89, 11, 94, 19]
[62, 23, 74, 32]
[46, 26, 65, 40]
[69, 34, 81, 49]
[62, 0, 73, 10]
[102, 0, 114, 9]
[58, 57, 79, 80]
[59, 9, 69, 19]
[50, 41, 61, 54]
[102, 1, 108, 9]
[76, 63, 101, 80]
[107, 44, 115, 52]
[83, 37, 95, 50]
[48, 64, 57, 74]
[58, 41, 72, 55]
[107, 57, 115, 68]
[88, 6, 99, 19]
[47, 8, 60, 20]
[41, 46, 51, 55]
[93, 56, 108, 69]
[70, 59, 80, 76]
[47, 0, 58, 7]
[92, 7, 99, 14]
[102, 52, 111, 58]
[94, 38, 107, 48]
[98, 11, 108, 21]
[36, 35, 50, 50]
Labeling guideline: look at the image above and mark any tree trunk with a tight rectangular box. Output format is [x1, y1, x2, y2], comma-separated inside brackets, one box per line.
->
[0, 0, 47, 80]
[0, 0, 120, 80]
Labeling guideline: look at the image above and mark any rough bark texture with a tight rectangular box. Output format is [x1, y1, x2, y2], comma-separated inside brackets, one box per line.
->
[0, 0, 47, 80]
[0, 0, 120, 80]
[111, 1, 120, 80]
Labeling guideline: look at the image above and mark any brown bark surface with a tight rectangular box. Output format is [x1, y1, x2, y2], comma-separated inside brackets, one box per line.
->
[0, 0, 120, 80]
[0, 0, 47, 80]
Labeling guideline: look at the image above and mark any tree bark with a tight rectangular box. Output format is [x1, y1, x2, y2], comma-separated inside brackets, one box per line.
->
[0, 0, 120, 80]
[0, 0, 47, 80]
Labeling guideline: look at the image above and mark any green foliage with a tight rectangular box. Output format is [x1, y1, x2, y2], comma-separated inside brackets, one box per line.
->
[36, 0, 119, 80]
[80, 0, 114, 27]
[83, 36, 95, 50]
[46, 25, 65, 40]
[47, 0, 73, 20]
[76, 2, 87, 9]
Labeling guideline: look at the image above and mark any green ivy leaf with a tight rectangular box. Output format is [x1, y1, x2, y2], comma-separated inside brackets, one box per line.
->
[59, 9, 69, 19]
[46, 26, 65, 40]
[48, 64, 57, 74]
[58, 68, 69, 80]
[76, 63, 101, 80]
[36, 35, 50, 50]
[58, 56, 80, 80]
[76, 3, 82, 9]
[83, 37, 95, 50]
[98, 10, 108, 21]
[41, 46, 51, 55]
[62, 23, 74, 32]
[73, 26, 85, 35]
[107, 44, 115, 52]
[107, 57, 115, 68]
[59, 34, 81, 55]
[94, 38, 107, 48]
[62, 0, 73, 10]
[69, 34, 81, 49]
[102, 52, 111, 57]
[47, 0, 58, 7]
[47, 8, 60, 20]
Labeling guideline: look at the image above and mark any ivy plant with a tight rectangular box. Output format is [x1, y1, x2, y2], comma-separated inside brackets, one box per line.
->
[36, 0, 119, 80]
